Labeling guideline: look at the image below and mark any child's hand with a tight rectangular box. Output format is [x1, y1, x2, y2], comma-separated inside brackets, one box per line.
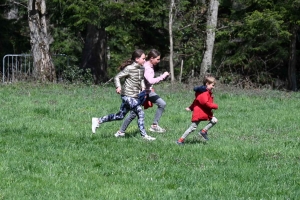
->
[116, 87, 121, 94]
[163, 72, 170, 77]
[185, 107, 191, 111]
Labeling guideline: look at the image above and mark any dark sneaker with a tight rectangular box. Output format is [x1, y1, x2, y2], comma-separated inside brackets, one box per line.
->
[176, 138, 185, 145]
[200, 130, 209, 140]
[176, 140, 184, 145]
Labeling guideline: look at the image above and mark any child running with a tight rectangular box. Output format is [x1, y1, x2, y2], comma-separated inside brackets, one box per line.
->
[115, 49, 169, 137]
[91, 49, 156, 141]
[177, 75, 218, 144]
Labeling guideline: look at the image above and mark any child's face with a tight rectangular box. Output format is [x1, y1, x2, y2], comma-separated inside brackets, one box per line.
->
[135, 53, 146, 66]
[206, 82, 215, 90]
[150, 56, 161, 66]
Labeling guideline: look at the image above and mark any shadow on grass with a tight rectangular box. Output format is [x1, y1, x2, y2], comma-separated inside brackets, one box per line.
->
[0, 126, 29, 135]
[90, 129, 141, 139]
[123, 130, 140, 138]
[177, 137, 209, 145]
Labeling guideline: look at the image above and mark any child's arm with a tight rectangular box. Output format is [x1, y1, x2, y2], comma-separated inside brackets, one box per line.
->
[114, 67, 130, 94]
[187, 99, 197, 111]
[198, 93, 218, 109]
[140, 79, 145, 91]
[144, 66, 168, 84]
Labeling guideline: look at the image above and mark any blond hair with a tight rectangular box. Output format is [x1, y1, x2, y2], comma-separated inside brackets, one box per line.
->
[203, 75, 216, 85]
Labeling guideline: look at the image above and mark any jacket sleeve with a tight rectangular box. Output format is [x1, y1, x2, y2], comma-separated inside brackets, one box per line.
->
[198, 92, 218, 110]
[144, 66, 167, 85]
[114, 68, 129, 88]
[189, 100, 196, 111]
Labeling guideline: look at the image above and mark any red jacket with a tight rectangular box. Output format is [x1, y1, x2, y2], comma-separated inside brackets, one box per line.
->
[189, 90, 218, 122]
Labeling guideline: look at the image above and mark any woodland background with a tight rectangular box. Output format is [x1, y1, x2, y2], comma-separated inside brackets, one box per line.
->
[0, 0, 299, 90]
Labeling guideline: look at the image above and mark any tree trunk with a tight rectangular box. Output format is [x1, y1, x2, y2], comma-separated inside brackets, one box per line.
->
[179, 59, 183, 83]
[288, 24, 298, 91]
[200, 0, 219, 78]
[80, 24, 108, 84]
[28, 0, 56, 82]
[169, 0, 175, 82]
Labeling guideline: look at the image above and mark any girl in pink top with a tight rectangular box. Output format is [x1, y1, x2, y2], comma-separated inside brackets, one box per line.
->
[115, 49, 169, 137]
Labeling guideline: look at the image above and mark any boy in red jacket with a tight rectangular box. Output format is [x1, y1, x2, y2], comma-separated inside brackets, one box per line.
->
[177, 75, 218, 144]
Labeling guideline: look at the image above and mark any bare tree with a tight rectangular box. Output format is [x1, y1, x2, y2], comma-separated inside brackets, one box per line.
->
[28, 0, 56, 82]
[288, 24, 298, 91]
[200, 0, 219, 78]
[169, 0, 175, 82]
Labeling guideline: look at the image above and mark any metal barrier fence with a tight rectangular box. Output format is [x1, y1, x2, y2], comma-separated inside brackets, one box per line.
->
[2, 54, 69, 83]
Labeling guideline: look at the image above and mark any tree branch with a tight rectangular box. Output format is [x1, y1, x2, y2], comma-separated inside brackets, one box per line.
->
[11, 1, 28, 9]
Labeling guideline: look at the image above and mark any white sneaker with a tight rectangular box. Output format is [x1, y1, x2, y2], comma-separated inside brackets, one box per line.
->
[114, 131, 125, 137]
[149, 125, 166, 133]
[92, 118, 99, 133]
[142, 135, 156, 141]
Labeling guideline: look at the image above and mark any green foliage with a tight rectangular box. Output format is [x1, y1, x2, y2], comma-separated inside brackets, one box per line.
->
[172, 1, 207, 80]
[1, 0, 299, 87]
[214, 0, 294, 86]
[62, 65, 93, 84]
[0, 0, 30, 60]
[47, 0, 84, 69]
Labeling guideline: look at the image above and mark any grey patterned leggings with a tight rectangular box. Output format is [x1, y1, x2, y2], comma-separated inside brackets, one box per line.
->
[99, 95, 147, 136]
[181, 117, 218, 139]
[119, 92, 166, 133]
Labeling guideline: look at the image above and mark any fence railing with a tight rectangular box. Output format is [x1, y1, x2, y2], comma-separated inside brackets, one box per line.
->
[2, 54, 70, 83]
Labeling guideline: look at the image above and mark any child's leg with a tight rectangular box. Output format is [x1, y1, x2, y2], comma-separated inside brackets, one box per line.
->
[178, 121, 200, 142]
[199, 117, 217, 140]
[152, 97, 166, 125]
[132, 105, 147, 137]
[92, 96, 136, 134]
[133, 105, 155, 140]
[99, 96, 137, 123]
[202, 117, 217, 131]
[148, 92, 166, 132]
[120, 111, 137, 133]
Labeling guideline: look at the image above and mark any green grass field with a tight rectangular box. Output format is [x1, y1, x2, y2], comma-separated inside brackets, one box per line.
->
[1, 82, 300, 199]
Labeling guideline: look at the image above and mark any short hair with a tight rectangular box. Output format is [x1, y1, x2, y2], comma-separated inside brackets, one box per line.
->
[203, 75, 216, 85]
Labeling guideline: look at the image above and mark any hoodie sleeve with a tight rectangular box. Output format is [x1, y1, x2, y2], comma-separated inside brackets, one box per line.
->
[189, 99, 196, 111]
[114, 67, 129, 88]
[144, 65, 167, 85]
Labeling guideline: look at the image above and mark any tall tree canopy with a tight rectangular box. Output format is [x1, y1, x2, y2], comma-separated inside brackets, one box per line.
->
[0, 0, 299, 89]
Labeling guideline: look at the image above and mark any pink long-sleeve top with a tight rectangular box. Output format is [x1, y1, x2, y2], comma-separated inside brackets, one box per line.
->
[143, 61, 168, 92]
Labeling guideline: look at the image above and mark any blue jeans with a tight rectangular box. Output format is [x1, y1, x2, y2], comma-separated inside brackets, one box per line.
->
[99, 95, 147, 136]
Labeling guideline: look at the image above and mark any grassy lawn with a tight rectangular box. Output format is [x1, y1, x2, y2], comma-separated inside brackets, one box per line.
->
[0, 82, 300, 199]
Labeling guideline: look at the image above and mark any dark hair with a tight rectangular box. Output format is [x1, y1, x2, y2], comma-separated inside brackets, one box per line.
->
[119, 49, 144, 71]
[146, 49, 161, 61]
